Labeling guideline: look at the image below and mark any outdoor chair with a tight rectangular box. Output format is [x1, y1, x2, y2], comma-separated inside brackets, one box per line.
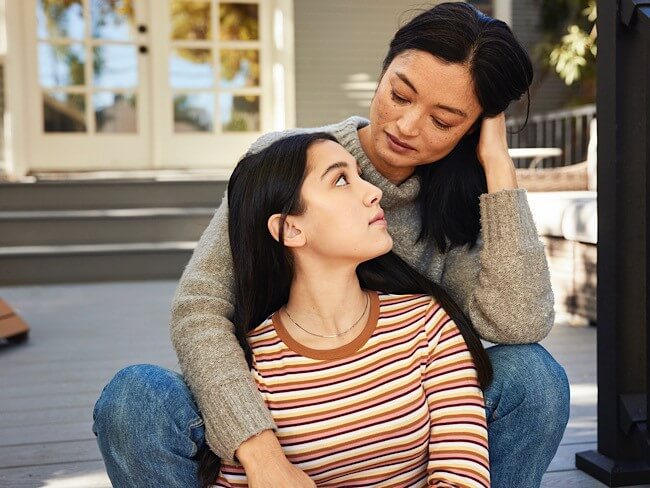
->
[513, 121, 598, 324]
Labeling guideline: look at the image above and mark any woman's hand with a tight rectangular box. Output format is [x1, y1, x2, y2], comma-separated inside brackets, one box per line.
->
[236, 430, 316, 488]
[476, 113, 518, 193]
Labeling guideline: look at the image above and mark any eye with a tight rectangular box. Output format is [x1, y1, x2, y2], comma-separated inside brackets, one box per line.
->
[432, 118, 452, 131]
[335, 174, 349, 187]
[391, 90, 408, 105]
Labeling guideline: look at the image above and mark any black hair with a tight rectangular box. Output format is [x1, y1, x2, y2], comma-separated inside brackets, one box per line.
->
[382, 2, 534, 252]
[198, 132, 493, 487]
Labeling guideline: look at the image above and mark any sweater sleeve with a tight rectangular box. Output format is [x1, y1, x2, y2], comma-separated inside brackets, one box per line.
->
[440, 188, 555, 344]
[423, 300, 490, 487]
[170, 194, 276, 462]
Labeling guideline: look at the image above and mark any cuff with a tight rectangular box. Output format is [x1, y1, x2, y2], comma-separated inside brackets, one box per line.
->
[203, 377, 277, 463]
[479, 188, 540, 253]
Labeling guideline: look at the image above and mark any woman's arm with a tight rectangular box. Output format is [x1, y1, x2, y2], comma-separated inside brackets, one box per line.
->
[440, 114, 554, 344]
[440, 188, 555, 344]
[170, 127, 306, 461]
[170, 196, 276, 461]
[423, 300, 490, 487]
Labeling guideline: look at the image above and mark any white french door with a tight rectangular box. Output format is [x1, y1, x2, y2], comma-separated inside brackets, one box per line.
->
[24, 0, 152, 170]
[19, 0, 294, 173]
[152, 0, 275, 169]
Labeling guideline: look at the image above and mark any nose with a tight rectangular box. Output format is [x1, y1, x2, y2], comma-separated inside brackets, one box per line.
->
[363, 180, 383, 207]
[396, 108, 420, 137]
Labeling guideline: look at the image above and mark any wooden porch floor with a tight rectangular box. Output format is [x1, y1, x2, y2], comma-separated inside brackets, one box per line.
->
[0, 280, 647, 488]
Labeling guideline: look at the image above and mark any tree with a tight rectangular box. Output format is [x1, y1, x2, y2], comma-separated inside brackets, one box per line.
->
[535, 0, 597, 102]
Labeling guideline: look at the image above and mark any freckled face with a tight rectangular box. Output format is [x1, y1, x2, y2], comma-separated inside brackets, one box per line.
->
[295, 140, 393, 263]
[367, 50, 483, 170]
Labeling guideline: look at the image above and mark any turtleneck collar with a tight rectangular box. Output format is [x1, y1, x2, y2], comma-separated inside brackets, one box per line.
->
[337, 117, 421, 210]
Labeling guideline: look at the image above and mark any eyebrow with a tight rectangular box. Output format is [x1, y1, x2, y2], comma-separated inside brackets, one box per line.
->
[320, 161, 361, 180]
[436, 103, 468, 118]
[396, 72, 419, 95]
[395, 72, 468, 118]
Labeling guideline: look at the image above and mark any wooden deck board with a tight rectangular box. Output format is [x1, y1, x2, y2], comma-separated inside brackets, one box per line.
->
[0, 461, 110, 488]
[0, 280, 647, 487]
[0, 440, 101, 470]
[0, 407, 92, 429]
[0, 422, 94, 448]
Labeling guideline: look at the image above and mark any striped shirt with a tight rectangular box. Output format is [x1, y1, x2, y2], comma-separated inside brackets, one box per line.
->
[214, 292, 490, 487]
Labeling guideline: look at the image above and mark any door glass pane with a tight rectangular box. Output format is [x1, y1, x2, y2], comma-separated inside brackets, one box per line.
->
[94, 92, 137, 133]
[174, 93, 214, 132]
[219, 3, 259, 41]
[170, 48, 213, 89]
[220, 50, 259, 88]
[91, 0, 137, 41]
[93, 45, 138, 88]
[39, 42, 86, 87]
[37, 0, 84, 39]
[171, 1, 212, 40]
[43, 92, 86, 132]
[220, 94, 259, 132]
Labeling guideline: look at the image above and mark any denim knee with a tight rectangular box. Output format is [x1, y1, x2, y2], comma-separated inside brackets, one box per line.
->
[486, 344, 570, 430]
[93, 364, 204, 457]
[94, 364, 180, 424]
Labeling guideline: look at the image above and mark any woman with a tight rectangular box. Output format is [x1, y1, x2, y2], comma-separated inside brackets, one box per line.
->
[93, 3, 569, 487]
[202, 132, 491, 487]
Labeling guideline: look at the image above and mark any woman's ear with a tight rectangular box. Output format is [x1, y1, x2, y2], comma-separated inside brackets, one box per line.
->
[267, 214, 306, 248]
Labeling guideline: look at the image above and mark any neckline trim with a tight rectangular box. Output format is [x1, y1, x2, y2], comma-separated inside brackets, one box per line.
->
[272, 291, 380, 360]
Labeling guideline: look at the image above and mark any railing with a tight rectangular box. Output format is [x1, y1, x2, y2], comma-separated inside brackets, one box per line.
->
[506, 104, 597, 169]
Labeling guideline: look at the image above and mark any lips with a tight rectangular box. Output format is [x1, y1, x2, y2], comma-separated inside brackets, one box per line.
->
[386, 132, 415, 151]
[370, 210, 386, 225]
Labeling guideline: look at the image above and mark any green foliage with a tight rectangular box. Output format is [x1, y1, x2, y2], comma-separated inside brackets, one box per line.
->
[224, 116, 248, 132]
[169, 2, 260, 84]
[41, 0, 134, 84]
[536, 0, 597, 87]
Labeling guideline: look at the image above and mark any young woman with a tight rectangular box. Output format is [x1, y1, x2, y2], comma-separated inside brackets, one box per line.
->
[203, 132, 491, 487]
[93, 3, 569, 487]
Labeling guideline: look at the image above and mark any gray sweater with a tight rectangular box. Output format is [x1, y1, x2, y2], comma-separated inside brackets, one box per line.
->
[170, 116, 554, 462]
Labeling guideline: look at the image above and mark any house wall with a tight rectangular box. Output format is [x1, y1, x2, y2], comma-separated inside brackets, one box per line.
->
[509, 0, 579, 115]
[293, 0, 578, 128]
[293, 0, 419, 127]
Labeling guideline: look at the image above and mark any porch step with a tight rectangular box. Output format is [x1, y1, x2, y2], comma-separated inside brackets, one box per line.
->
[0, 208, 214, 246]
[0, 180, 227, 210]
[0, 242, 196, 285]
[0, 178, 225, 285]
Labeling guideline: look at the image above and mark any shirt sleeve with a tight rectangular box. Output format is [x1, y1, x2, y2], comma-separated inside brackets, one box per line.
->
[440, 188, 555, 344]
[422, 299, 490, 487]
[170, 194, 276, 462]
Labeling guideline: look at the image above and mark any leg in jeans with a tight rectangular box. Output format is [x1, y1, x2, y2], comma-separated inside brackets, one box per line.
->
[93, 347, 569, 488]
[92, 364, 204, 488]
[485, 344, 570, 488]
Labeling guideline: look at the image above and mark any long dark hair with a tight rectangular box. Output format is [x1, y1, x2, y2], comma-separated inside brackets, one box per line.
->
[198, 132, 493, 487]
[382, 2, 534, 252]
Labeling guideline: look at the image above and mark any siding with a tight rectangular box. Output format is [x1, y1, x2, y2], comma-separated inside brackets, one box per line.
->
[0, 63, 4, 165]
[293, 0, 422, 127]
[510, 0, 580, 115]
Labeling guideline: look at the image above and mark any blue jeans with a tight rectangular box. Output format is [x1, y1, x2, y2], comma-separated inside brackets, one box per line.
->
[92, 344, 569, 488]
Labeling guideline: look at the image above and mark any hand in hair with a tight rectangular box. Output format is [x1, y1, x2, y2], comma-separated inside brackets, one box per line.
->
[476, 113, 519, 193]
